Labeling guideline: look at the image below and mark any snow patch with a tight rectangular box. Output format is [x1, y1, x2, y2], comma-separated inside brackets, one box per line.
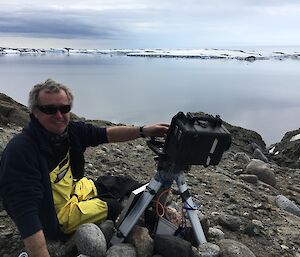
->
[290, 134, 300, 142]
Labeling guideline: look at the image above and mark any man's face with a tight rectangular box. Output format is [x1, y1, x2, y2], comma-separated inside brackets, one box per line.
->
[33, 89, 71, 134]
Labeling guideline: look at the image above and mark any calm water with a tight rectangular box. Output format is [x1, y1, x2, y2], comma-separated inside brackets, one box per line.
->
[1, 54, 300, 146]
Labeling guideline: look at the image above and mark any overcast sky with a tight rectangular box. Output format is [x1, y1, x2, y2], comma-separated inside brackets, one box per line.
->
[1, 0, 300, 49]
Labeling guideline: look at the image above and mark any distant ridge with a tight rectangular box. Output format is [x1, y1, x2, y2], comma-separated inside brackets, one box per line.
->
[1, 47, 299, 61]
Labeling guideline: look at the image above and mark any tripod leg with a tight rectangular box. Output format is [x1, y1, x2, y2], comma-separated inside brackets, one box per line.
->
[110, 174, 163, 245]
[176, 174, 207, 245]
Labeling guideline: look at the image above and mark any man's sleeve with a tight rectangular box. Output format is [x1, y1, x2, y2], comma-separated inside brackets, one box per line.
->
[70, 121, 108, 147]
[0, 137, 44, 239]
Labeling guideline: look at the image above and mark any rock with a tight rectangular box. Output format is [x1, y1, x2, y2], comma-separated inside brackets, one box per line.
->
[249, 142, 262, 152]
[233, 152, 251, 167]
[74, 223, 107, 257]
[233, 169, 244, 176]
[268, 129, 300, 168]
[0, 93, 30, 127]
[98, 220, 114, 245]
[154, 235, 192, 257]
[224, 122, 266, 154]
[218, 213, 242, 231]
[197, 242, 220, 257]
[275, 195, 300, 217]
[253, 148, 268, 163]
[87, 163, 94, 169]
[105, 244, 136, 257]
[192, 246, 201, 257]
[239, 174, 258, 184]
[244, 222, 261, 237]
[246, 159, 276, 187]
[208, 227, 225, 240]
[47, 238, 77, 257]
[128, 225, 153, 257]
[218, 239, 256, 257]
[0, 210, 8, 217]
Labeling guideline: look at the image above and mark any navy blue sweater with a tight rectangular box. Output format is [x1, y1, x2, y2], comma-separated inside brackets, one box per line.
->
[0, 117, 107, 240]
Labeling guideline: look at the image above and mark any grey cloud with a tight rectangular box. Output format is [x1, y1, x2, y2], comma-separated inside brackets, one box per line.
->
[0, 9, 121, 39]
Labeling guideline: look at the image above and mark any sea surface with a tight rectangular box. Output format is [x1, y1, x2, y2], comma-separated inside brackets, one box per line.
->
[1, 53, 300, 146]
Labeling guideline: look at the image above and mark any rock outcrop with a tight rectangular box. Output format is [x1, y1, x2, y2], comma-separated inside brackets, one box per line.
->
[0, 93, 29, 127]
[268, 129, 300, 168]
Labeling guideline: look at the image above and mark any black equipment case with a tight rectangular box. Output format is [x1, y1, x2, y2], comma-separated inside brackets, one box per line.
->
[163, 112, 231, 166]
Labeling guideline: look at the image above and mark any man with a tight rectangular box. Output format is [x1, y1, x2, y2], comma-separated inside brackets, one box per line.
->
[0, 79, 169, 257]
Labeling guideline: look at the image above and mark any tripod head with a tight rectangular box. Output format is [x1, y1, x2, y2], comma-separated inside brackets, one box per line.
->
[147, 112, 231, 168]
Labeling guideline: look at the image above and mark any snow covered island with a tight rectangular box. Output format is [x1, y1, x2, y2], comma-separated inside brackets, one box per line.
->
[0, 47, 299, 61]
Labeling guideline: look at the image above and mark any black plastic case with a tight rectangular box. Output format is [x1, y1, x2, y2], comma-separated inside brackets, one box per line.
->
[164, 112, 231, 166]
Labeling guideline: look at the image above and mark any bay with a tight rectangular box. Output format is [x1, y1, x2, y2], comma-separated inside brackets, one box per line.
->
[1, 53, 300, 146]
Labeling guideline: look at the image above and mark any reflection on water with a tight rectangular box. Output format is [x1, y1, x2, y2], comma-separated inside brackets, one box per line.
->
[0, 54, 300, 146]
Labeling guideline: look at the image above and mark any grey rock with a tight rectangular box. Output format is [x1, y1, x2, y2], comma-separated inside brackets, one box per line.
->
[208, 227, 225, 240]
[239, 174, 258, 184]
[233, 152, 251, 166]
[98, 220, 115, 246]
[233, 169, 244, 176]
[276, 195, 300, 217]
[154, 235, 192, 257]
[47, 238, 77, 257]
[0, 210, 8, 217]
[267, 128, 300, 168]
[244, 222, 260, 237]
[246, 159, 276, 187]
[0, 93, 30, 127]
[244, 220, 262, 237]
[253, 148, 268, 163]
[197, 243, 220, 257]
[218, 213, 242, 231]
[128, 225, 153, 257]
[75, 223, 107, 257]
[192, 246, 201, 257]
[105, 244, 136, 257]
[218, 239, 256, 257]
[249, 142, 262, 152]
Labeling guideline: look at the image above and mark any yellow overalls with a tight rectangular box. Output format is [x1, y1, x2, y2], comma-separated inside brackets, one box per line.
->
[49, 150, 108, 234]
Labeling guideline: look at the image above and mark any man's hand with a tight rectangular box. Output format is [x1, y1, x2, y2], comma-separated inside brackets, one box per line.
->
[23, 230, 50, 257]
[106, 123, 169, 143]
[141, 123, 169, 138]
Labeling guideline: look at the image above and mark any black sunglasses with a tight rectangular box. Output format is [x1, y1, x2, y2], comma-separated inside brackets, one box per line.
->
[35, 104, 71, 115]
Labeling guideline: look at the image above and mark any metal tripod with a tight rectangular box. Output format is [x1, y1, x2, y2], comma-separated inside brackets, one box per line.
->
[110, 157, 207, 246]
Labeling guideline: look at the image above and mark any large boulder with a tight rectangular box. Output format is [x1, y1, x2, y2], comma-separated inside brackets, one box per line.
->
[0, 93, 30, 126]
[218, 239, 256, 257]
[268, 129, 300, 168]
[74, 223, 107, 257]
[223, 122, 266, 155]
[246, 159, 276, 187]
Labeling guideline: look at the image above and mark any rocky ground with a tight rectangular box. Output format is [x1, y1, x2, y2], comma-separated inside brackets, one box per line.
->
[1, 93, 300, 257]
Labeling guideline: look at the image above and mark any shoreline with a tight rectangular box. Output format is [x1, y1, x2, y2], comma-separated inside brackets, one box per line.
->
[1, 46, 300, 61]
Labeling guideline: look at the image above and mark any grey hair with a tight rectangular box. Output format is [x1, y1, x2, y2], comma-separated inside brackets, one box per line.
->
[28, 79, 74, 110]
